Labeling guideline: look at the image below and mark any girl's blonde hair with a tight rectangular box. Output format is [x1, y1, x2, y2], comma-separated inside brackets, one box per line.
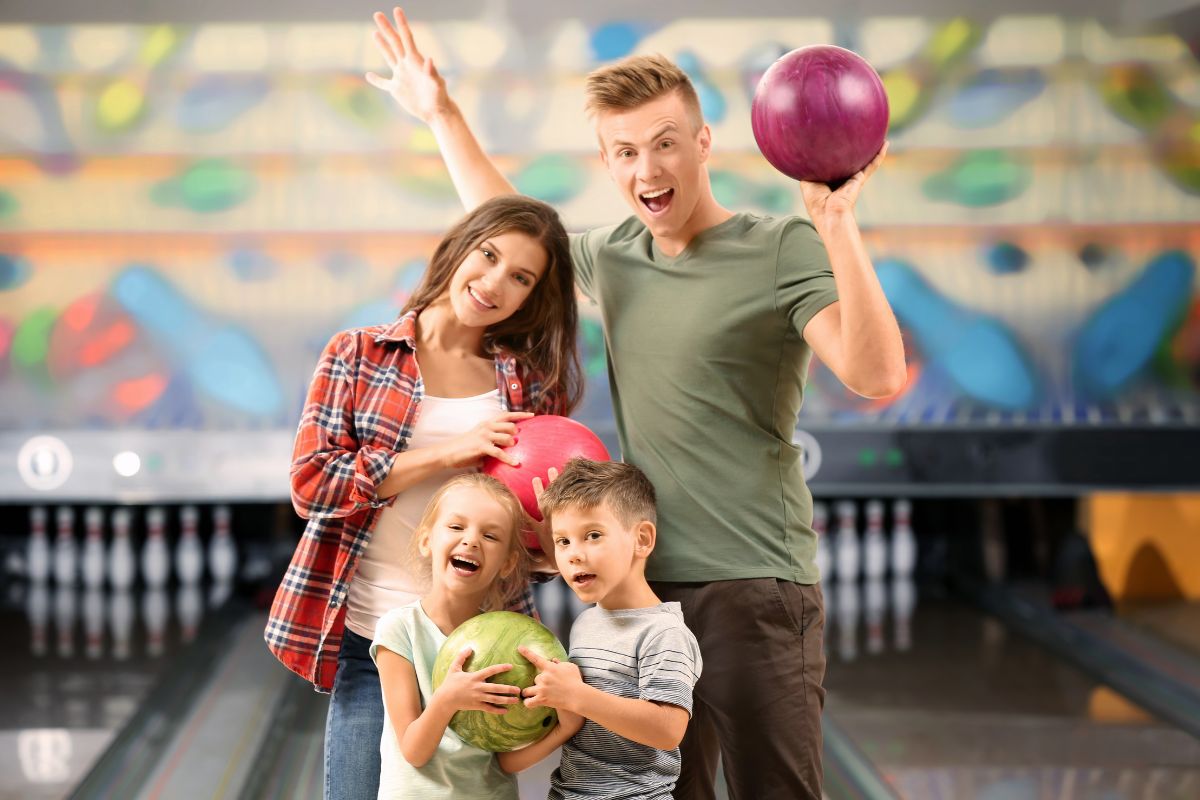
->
[409, 473, 531, 612]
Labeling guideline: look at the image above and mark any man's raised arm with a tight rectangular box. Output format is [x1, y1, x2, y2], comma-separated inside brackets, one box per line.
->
[366, 7, 516, 210]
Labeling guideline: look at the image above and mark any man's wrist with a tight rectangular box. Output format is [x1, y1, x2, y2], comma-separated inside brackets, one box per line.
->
[814, 208, 856, 238]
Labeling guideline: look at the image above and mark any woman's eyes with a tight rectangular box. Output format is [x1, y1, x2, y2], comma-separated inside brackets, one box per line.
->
[481, 247, 496, 262]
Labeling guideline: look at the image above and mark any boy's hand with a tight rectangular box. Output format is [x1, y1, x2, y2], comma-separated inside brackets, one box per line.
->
[518, 645, 585, 713]
[528, 467, 560, 556]
[432, 647, 522, 714]
[366, 7, 452, 124]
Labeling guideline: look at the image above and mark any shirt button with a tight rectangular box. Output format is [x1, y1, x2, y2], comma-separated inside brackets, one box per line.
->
[510, 383, 518, 390]
[329, 598, 339, 608]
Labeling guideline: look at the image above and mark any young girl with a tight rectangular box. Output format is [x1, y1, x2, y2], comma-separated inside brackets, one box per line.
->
[371, 473, 583, 799]
[266, 195, 582, 800]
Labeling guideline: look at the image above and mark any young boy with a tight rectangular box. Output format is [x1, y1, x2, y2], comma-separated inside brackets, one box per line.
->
[507, 458, 702, 800]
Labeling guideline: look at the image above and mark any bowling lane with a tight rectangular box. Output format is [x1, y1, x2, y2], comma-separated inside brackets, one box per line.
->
[822, 584, 1200, 799]
[0, 581, 232, 800]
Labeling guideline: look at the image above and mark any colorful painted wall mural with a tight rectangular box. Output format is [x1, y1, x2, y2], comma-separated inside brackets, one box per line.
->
[1, 15, 1198, 446]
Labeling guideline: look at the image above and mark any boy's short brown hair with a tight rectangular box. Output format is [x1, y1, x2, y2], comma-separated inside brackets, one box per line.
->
[584, 54, 703, 133]
[538, 458, 657, 528]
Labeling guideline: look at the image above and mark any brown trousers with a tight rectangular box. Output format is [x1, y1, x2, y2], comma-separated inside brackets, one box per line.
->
[651, 578, 827, 800]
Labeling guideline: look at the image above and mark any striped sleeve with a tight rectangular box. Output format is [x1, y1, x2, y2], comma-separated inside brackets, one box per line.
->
[637, 625, 702, 716]
[290, 331, 394, 520]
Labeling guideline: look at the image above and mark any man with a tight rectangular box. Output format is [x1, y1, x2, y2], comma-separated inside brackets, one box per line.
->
[366, 8, 905, 798]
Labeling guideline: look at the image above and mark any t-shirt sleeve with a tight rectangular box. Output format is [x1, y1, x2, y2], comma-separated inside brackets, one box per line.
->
[370, 607, 415, 665]
[569, 229, 600, 303]
[777, 218, 839, 340]
[638, 623, 703, 716]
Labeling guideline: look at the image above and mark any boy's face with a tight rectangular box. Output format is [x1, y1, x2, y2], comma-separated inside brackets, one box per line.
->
[550, 500, 653, 609]
[595, 91, 711, 243]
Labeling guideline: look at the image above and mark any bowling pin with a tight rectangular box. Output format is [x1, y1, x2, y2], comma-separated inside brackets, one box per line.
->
[81, 507, 107, 589]
[142, 587, 169, 657]
[53, 507, 77, 586]
[27, 507, 50, 584]
[863, 500, 888, 580]
[175, 505, 203, 585]
[141, 506, 170, 588]
[108, 508, 136, 590]
[177, 582, 203, 642]
[209, 579, 233, 609]
[27, 581, 49, 657]
[892, 576, 916, 652]
[836, 580, 859, 661]
[54, 584, 76, 658]
[209, 505, 237, 584]
[891, 499, 917, 578]
[835, 501, 860, 583]
[109, 588, 134, 661]
[83, 587, 105, 660]
[864, 577, 887, 656]
[813, 501, 832, 582]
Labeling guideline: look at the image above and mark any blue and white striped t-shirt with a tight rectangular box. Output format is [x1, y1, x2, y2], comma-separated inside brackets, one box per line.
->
[550, 602, 702, 800]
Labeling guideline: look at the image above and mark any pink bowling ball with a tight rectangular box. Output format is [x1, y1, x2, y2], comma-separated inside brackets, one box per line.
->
[481, 416, 611, 531]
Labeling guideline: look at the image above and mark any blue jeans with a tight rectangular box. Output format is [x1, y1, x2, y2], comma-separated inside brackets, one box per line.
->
[325, 627, 384, 800]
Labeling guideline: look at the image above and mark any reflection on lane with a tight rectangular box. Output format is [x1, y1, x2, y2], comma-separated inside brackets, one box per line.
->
[823, 589, 1200, 799]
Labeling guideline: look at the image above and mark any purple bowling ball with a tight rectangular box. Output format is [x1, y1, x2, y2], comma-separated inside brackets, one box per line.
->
[751, 45, 889, 185]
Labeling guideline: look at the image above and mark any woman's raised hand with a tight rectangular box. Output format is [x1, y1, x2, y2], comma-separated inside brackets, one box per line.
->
[365, 7, 452, 124]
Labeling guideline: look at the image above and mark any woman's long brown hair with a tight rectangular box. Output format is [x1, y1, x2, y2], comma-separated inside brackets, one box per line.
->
[402, 195, 582, 413]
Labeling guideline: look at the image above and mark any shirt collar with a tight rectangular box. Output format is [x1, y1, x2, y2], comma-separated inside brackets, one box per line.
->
[373, 310, 419, 348]
[372, 309, 517, 366]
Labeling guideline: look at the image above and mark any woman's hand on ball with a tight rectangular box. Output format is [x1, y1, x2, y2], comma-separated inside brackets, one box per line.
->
[439, 412, 533, 469]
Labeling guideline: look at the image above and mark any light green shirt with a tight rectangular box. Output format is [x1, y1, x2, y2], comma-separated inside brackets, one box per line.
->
[570, 213, 837, 584]
[370, 602, 518, 800]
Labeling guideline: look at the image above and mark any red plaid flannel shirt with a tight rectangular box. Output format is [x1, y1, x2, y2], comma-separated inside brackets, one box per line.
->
[265, 311, 562, 691]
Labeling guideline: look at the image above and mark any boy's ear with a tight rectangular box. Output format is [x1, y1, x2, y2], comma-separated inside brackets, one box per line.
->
[634, 520, 656, 558]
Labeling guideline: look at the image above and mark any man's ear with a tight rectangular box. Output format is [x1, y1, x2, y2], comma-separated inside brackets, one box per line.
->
[697, 124, 712, 163]
[634, 520, 657, 558]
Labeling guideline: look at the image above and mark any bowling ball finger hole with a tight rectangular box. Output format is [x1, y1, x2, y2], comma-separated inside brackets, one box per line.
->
[542, 717, 553, 727]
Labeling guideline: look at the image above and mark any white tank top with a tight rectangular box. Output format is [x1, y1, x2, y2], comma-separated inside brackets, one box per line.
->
[345, 389, 503, 640]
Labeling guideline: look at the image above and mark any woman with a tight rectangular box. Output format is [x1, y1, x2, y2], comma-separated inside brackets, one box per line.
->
[265, 195, 582, 800]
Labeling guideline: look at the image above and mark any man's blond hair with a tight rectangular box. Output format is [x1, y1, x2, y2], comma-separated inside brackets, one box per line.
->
[584, 54, 703, 133]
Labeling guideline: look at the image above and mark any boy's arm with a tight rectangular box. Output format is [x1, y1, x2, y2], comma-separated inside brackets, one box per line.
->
[367, 7, 516, 210]
[799, 144, 907, 399]
[496, 710, 583, 774]
[518, 647, 690, 751]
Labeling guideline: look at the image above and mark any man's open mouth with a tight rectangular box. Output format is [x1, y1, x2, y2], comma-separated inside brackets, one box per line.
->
[640, 188, 673, 214]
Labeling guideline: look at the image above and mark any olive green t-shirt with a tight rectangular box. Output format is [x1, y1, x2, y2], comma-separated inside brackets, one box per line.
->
[570, 213, 838, 584]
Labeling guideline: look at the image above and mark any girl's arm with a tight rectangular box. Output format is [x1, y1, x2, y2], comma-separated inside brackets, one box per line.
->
[377, 646, 524, 768]
[376, 647, 441, 767]
[497, 710, 583, 774]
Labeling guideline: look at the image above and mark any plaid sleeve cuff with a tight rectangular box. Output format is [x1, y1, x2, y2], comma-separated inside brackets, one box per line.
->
[350, 447, 394, 508]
